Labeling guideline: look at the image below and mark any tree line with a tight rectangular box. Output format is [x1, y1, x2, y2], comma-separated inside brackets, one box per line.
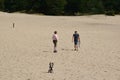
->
[0, 0, 120, 15]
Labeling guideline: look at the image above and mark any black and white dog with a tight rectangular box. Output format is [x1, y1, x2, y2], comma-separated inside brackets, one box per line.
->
[48, 62, 54, 73]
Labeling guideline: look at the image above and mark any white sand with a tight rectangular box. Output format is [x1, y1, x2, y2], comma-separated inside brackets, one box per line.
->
[0, 12, 120, 80]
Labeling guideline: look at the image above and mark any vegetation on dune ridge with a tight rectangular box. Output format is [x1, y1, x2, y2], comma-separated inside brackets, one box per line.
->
[0, 0, 120, 16]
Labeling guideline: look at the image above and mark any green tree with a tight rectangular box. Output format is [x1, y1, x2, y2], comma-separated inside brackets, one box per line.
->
[21, 0, 41, 13]
[80, 0, 104, 14]
[0, 0, 4, 11]
[41, 0, 66, 15]
[4, 0, 22, 12]
[65, 0, 81, 15]
[102, 0, 120, 14]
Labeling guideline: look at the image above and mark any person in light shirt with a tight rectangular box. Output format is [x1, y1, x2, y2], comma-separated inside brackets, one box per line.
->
[52, 31, 58, 53]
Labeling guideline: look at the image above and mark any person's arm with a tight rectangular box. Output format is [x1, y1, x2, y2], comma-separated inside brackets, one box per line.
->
[78, 37, 80, 42]
[78, 34, 80, 42]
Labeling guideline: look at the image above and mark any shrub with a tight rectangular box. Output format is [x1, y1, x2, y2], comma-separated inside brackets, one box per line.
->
[105, 10, 115, 16]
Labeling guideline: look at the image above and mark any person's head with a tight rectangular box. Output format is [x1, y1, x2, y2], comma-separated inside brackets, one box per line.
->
[75, 31, 77, 34]
[54, 31, 57, 34]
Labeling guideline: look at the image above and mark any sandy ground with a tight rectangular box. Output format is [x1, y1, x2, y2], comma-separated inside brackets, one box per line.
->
[0, 12, 120, 80]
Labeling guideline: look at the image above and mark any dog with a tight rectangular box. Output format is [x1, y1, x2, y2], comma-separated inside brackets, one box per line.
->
[48, 62, 54, 73]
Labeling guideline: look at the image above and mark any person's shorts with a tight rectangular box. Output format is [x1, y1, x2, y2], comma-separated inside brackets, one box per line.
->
[53, 40, 57, 47]
[74, 41, 78, 45]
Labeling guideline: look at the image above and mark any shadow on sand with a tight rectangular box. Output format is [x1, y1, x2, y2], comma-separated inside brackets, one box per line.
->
[61, 48, 74, 51]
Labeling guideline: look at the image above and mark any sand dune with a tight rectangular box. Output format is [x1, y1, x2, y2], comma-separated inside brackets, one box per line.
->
[0, 12, 120, 80]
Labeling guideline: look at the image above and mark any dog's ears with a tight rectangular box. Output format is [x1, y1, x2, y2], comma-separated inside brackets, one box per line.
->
[49, 62, 54, 67]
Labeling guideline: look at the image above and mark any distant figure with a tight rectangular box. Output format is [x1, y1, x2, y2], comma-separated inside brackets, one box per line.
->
[13, 23, 15, 28]
[72, 31, 80, 51]
[52, 31, 58, 53]
[48, 62, 54, 73]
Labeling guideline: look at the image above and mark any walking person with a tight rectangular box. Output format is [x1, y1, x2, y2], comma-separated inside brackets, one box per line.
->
[52, 31, 58, 53]
[72, 31, 80, 51]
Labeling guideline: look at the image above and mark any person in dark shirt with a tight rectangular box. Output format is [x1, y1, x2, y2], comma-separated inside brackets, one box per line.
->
[72, 31, 80, 51]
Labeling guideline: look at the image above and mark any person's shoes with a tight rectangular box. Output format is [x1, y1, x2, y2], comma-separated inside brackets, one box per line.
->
[54, 50, 57, 53]
[74, 49, 78, 51]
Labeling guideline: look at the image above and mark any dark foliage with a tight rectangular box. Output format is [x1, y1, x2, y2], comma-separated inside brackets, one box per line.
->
[0, 0, 120, 15]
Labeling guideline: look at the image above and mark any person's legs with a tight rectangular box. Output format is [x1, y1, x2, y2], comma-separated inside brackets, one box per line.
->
[76, 44, 78, 51]
[74, 41, 77, 50]
[53, 40, 57, 52]
[74, 41, 78, 51]
[74, 45, 76, 50]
